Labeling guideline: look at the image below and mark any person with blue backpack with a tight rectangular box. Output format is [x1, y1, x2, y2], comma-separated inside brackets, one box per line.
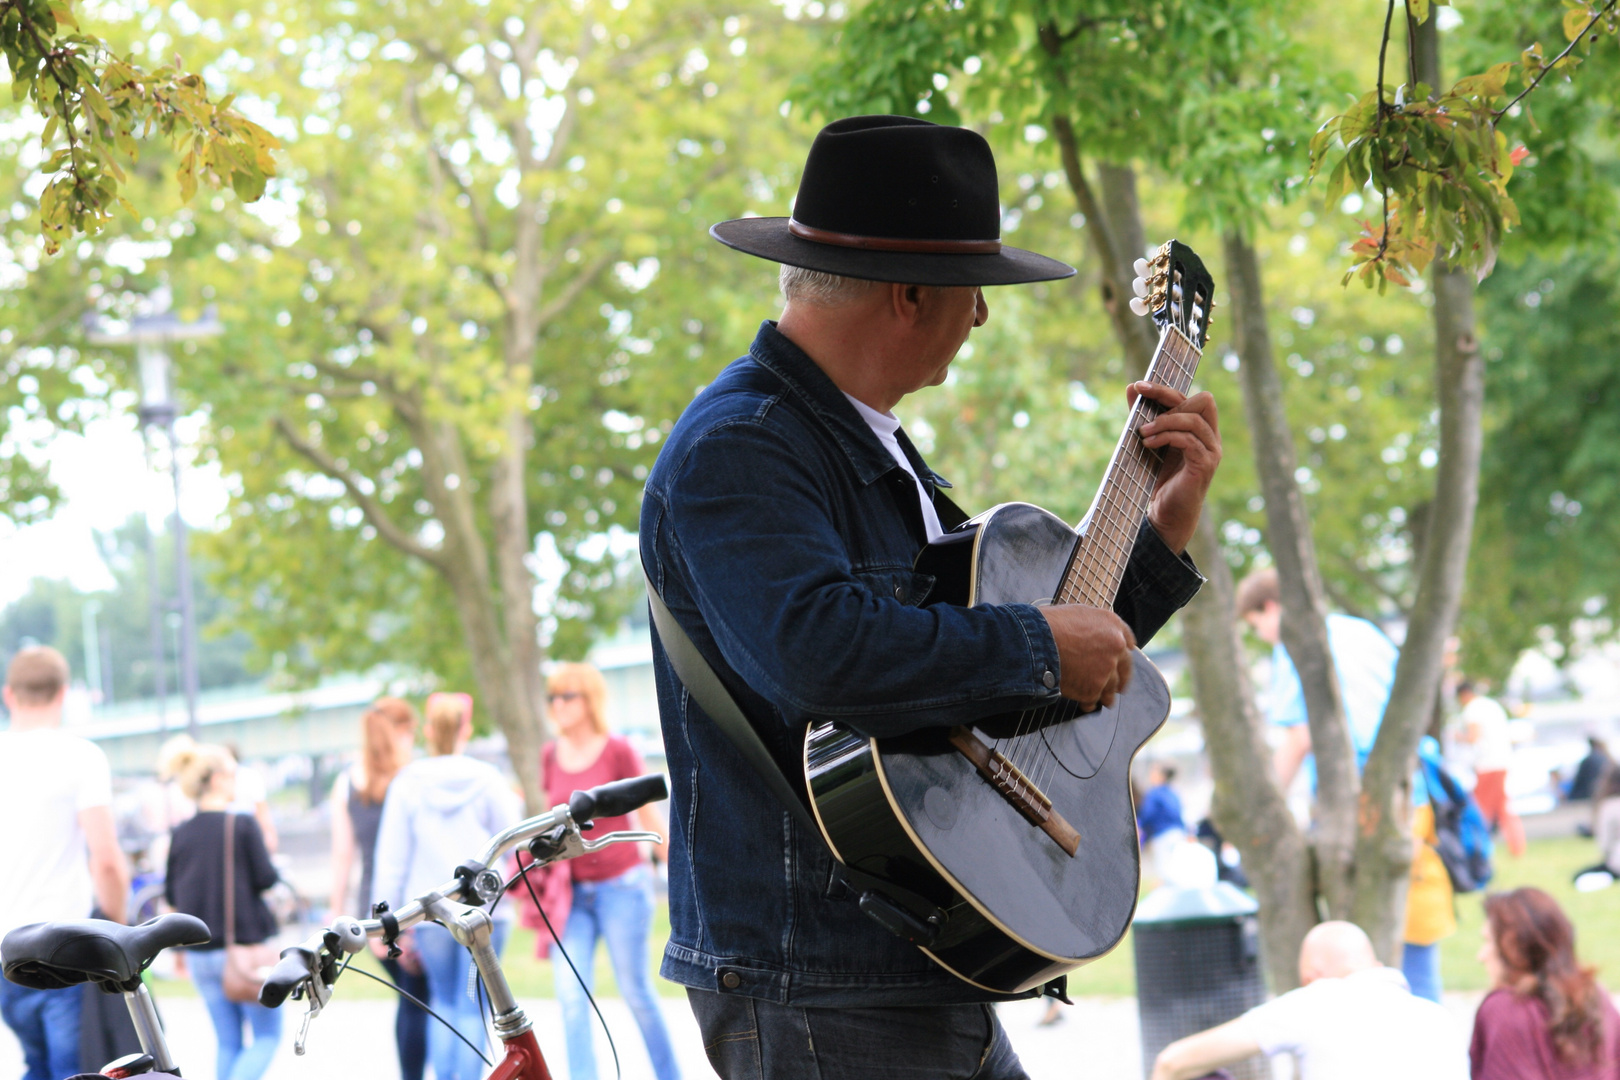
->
[1404, 737, 1495, 1002]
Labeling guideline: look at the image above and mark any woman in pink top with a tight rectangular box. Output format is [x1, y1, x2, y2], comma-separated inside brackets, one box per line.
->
[1471, 887, 1620, 1079]
[542, 662, 679, 1080]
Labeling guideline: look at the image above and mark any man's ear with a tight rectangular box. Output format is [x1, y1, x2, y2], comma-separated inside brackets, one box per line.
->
[889, 282, 928, 325]
[0, 685, 12, 713]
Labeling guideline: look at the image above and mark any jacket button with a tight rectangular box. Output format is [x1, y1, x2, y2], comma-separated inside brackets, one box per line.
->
[894, 585, 905, 601]
[1043, 670, 1057, 690]
[721, 971, 741, 990]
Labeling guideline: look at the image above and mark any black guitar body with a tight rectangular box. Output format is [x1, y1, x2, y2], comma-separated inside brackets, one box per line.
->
[803, 503, 1171, 994]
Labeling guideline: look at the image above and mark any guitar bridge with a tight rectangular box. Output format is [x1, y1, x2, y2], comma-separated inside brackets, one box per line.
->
[947, 727, 1081, 857]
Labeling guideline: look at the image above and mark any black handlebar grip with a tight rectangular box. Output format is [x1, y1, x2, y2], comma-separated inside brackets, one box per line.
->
[258, 950, 314, 1008]
[569, 773, 668, 825]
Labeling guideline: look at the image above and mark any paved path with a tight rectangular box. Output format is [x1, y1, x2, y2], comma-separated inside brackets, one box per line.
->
[1, 992, 1137, 1080]
[3, 989, 1490, 1079]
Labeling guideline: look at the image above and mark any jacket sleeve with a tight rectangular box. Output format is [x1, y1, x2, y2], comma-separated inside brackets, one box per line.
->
[1113, 520, 1205, 645]
[240, 815, 280, 893]
[371, 782, 412, 911]
[656, 418, 1063, 736]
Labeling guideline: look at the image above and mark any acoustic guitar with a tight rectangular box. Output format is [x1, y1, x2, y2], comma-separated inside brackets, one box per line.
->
[803, 240, 1215, 995]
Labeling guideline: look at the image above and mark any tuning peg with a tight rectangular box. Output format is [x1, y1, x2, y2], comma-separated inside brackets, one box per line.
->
[1172, 283, 1184, 302]
[1128, 296, 1149, 317]
[1133, 257, 1150, 277]
[1131, 277, 1149, 298]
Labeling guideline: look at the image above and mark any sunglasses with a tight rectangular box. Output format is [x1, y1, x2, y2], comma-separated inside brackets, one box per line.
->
[547, 691, 583, 703]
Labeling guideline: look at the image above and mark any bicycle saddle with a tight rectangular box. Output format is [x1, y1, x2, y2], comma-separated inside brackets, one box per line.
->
[2, 913, 211, 991]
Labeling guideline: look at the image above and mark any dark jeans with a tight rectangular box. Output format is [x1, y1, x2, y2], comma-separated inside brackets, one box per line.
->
[382, 956, 431, 1080]
[686, 989, 1028, 1080]
[0, 980, 81, 1080]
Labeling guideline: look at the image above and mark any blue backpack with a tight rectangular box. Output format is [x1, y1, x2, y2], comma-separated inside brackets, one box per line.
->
[1420, 755, 1494, 893]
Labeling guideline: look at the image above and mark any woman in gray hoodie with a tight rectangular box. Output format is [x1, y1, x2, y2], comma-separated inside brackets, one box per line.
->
[373, 692, 522, 1080]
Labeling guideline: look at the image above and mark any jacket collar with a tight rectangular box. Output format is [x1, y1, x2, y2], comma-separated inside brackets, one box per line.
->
[747, 321, 952, 490]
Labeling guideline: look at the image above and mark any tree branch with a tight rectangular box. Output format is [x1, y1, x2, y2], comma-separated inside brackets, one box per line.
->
[1494, 0, 1618, 120]
[272, 414, 447, 569]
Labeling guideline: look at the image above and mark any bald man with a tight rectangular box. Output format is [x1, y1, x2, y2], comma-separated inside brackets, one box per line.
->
[1149, 922, 1467, 1080]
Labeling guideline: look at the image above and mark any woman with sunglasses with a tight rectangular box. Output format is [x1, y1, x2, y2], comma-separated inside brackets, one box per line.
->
[542, 663, 679, 1080]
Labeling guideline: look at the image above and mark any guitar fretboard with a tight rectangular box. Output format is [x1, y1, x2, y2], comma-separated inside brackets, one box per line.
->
[1056, 326, 1202, 608]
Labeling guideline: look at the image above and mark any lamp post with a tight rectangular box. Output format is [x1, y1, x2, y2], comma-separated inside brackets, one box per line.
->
[87, 289, 222, 740]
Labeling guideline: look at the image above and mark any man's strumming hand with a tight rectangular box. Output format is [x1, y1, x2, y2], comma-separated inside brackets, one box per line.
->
[1039, 605, 1136, 711]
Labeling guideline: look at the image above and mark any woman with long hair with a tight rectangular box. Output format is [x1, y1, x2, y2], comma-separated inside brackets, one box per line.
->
[329, 697, 429, 1080]
[1472, 887, 1620, 1078]
[161, 742, 283, 1080]
[373, 692, 521, 1080]
[542, 662, 680, 1080]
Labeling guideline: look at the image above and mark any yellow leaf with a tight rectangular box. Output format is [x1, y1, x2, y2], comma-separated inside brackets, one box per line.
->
[1564, 6, 1592, 41]
[178, 150, 197, 203]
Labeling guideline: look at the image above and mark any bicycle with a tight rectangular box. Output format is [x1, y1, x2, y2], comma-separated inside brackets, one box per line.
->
[1, 773, 669, 1080]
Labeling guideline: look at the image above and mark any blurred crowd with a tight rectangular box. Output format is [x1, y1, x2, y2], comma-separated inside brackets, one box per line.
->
[0, 646, 676, 1080]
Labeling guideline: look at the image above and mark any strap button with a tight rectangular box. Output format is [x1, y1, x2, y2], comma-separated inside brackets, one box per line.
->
[721, 971, 742, 990]
[1042, 670, 1057, 690]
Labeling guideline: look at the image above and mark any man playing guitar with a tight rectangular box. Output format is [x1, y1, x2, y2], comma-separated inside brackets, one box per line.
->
[640, 115, 1222, 1078]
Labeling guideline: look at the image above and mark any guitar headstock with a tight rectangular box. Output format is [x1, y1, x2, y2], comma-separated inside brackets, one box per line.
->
[1128, 240, 1214, 349]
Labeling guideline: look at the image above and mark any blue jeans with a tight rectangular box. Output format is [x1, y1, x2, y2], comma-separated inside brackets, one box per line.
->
[1401, 941, 1443, 1003]
[414, 920, 510, 1080]
[0, 979, 81, 1080]
[554, 865, 680, 1080]
[382, 955, 431, 1080]
[187, 948, 283, 1080]
[686, 990, 1027, 1079]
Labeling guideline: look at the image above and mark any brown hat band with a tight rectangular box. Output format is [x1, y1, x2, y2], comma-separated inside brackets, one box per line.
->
[788, 218, 1002, 255]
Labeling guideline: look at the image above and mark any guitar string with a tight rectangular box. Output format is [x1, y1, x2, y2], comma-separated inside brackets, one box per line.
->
[1008, 325, 1198, 791]
[1030, 325, 1202, 795]
[995, 327, 1199, 776]
[1031, 336, 1183, 792]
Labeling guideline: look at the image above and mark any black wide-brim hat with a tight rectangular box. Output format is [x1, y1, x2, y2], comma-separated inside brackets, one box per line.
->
[711, 115, 1076, 287]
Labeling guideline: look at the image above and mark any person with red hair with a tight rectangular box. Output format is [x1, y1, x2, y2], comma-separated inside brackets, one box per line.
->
[1472, 887, 1620, 1078]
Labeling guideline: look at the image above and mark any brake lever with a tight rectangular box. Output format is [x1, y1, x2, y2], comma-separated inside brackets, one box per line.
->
[580, 830, 663, 853]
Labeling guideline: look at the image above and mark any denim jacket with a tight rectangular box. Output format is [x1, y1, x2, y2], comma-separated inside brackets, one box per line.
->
[640, 321, 1204, 1006]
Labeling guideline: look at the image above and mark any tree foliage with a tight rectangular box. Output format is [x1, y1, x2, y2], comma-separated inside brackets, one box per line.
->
[1309, 0, 1620, 287]
[0, 0, 279, 253]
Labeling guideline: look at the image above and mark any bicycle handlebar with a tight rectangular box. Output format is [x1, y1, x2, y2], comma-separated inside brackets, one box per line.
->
[260, 950, 317, 1009]
[259, 773, 669, 1012]
[569, 773, 667, 826]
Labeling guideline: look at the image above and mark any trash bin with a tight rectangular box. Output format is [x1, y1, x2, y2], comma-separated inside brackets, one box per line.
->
[1133, 881, 1267, 1079]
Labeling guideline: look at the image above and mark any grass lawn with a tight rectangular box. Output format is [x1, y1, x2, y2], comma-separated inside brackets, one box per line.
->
[152, 834, 1617, 1006]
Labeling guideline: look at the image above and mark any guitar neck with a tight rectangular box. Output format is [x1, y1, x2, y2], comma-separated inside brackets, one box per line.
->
[1056, 326, 1203, 608]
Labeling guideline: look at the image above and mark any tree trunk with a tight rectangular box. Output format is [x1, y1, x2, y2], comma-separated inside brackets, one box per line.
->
[1349, 13, 1487, 959]
[1184, 513, 1316, 992]
[1052, 145, 1322, 985]
[489, 407, 548, 813]
[1223, 230, 1359, 919]
[1050, 114, 1157, 375]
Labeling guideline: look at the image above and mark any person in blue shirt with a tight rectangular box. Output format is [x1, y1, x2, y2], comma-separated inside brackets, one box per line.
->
[1138, 762, 1187, 860]
[1234, 568, 1399, 793]
[1235, 569, 1459, 997]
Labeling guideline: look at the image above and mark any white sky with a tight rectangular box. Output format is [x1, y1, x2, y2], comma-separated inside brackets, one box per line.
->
[0, 411, 229, 606]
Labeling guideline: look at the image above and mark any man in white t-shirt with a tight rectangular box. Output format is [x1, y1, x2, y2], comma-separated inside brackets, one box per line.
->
[1455, 679, 1524, 857]
[1149, 921, 1467, 1080]
[0, 646, 131, 1080]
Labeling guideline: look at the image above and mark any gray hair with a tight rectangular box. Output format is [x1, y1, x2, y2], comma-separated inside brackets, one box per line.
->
[779, 263, 880, 307]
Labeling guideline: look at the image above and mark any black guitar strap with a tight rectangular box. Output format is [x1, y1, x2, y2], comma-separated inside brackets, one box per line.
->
[643, 543, 1069, 1004]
